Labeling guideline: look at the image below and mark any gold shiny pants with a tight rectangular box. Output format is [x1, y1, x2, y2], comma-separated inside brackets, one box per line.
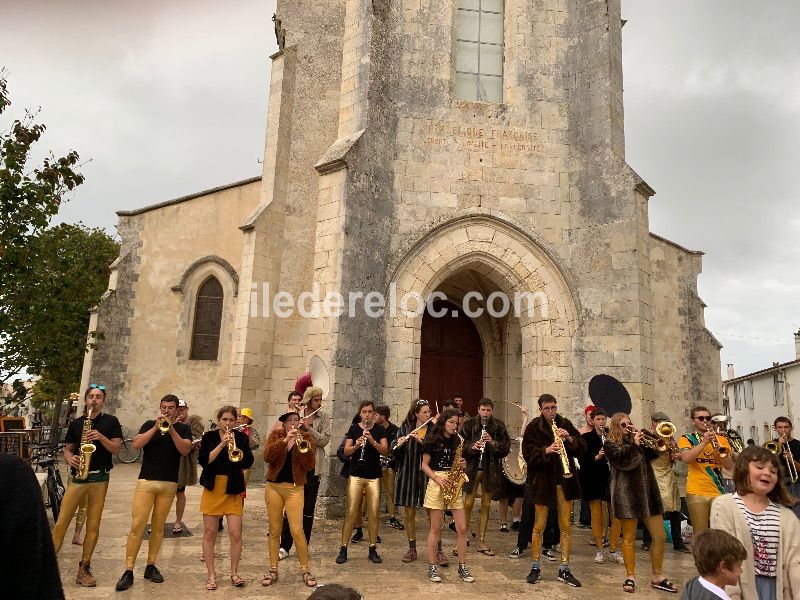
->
[531, 485, 572, 564]
[621, 516, 665, 578]
[341, 476, 380, 546]
[609, 515, 623, 551]
[589, 499, 610, 549]
[52, 479, 109, 562]
[125, 479, 178, 568]
[686, 493, 715, 534]
[463, 471, 493, 543]
[381, 467, 397, 518]
[265, 483, 308, 571]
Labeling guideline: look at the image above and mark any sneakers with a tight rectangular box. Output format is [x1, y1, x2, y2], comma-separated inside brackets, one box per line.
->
[594, 550, 605, 564]
[278, 547, 289, 561]
[350, 528, 364, 543]
[388, 516, 405, 530]
[436, 549, 449, 567]
[608, 550, 625, 564]
[143, 564, 164, 583]
[115, 570, 134, 592]
[76, 561, 96, 587]
[509, 547, 523, 559]
[511, 520, 520, 531]
[526, 566, 541, 584]
[542, 548, 558, 561]
[448, 521, 457, 533]
[558, 568, 582, 587]
[428, 564, 442, 583]
[368, 545, 382, 563]
[674, 544, 692, 554]
[402, 547, 417, 562]
[457, 563, 475, 583]
[335, 546, 348, 564]
[500, 523, 509, 532]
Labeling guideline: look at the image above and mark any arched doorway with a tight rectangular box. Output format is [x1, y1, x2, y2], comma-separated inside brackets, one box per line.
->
[419, 299, 483, 416]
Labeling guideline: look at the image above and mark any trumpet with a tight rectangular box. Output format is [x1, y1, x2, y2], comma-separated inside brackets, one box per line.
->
[157, 416, 173, 435]
[295, 427, 310, 454]
[622, 423, 667, 451]
[702, 422, 728, 458]
[225, 426, 243, 462]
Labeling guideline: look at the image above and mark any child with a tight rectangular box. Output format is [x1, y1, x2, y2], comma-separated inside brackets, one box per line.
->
[682, 529, 746, 600]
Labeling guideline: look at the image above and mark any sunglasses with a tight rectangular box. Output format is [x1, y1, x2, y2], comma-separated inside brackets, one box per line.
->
[695, 415, 711, 421]
[89, 384, 106, 390]
[416, 399, 429, 405]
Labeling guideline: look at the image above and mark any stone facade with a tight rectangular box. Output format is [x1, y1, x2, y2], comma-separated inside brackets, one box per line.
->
[84, 0, 722, 513]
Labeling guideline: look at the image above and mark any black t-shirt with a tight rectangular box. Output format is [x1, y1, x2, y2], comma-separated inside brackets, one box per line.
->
[137, 420, 192, 483]
[64, 413, 123, 473]
[346, 422, 387, 479]
[275, 446, 297, 484]
[424, 435, 459, 471]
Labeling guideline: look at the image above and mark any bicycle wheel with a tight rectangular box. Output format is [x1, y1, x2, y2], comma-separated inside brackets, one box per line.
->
[47, 475, 64, 522]
[118, 439, 141, 463]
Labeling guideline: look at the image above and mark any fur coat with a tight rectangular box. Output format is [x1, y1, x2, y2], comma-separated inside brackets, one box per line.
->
[391, 420, 428, 507]
[461, 415, 511, 495]
[522, 414, 586, 505]
[604, 438, 663, 519]
[263, 430, 316, 485]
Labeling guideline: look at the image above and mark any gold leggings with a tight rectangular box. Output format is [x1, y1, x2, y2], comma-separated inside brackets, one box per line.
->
[342, 476, 380, 546]
[265, 483, 308, 571]
[532, 485, 572, 564]
[125, 479, 178, 568]
[51, 479, 109, 562]
[463, 471, 493, 543]
[68, 477, 89, 528]
[620, 516, 665, 578]
[589, 499, 610, 549]
[686, 493, 715, 534]
[381, 468, 397, 518]
[609, 516, 623, 551]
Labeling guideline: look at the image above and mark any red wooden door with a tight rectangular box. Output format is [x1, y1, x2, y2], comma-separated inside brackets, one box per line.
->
[419, 300, 483, 416]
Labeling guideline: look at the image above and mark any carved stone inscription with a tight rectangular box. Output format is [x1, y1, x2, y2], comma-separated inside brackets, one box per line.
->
[423, 120, 543, 153]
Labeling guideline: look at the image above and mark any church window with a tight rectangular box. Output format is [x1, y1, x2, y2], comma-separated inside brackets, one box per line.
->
[190, 276, 223, 360]
[455, 0, 504, 102]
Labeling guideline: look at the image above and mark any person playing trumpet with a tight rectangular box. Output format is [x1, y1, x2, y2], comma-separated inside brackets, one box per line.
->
[115, 395, 193, 591]
[678, 405, 733, 534]
[604, 413, 679, 594]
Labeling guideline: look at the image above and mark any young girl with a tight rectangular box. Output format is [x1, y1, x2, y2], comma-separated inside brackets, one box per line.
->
[710, 445, 800, 600]
[421, 408, 474, 583]
[604, 413, 678, 593]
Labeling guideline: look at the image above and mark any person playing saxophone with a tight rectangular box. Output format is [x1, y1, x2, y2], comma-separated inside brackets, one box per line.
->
[421, 408, 474, 583]
[52, 384, 122, 587]
[521, 394, 586, 587]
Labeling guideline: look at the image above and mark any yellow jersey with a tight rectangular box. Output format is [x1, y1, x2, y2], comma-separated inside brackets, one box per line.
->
[678, 433, 731, 497]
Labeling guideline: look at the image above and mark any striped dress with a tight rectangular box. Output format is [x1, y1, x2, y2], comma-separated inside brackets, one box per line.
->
[391, 420, 429, 508]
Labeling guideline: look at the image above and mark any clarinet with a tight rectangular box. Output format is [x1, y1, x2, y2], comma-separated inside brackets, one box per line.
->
[478, 418, 488, 462]
[358, 418, 374, 462]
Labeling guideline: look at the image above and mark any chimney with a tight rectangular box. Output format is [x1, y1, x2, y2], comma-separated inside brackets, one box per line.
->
[726, 364, 735, 380]
[795, 330, 800, 360]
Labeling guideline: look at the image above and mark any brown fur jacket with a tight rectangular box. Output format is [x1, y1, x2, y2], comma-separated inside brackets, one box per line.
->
[522, 414, 586, 505]
[603, 438, 663, 519]
[263, 430, 316, 485]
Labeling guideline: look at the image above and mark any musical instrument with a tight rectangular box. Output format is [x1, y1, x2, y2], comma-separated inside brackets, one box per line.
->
[225, 426, 244, 462]
[501, 437, 527, 485]
[76, 415, 96, 480]
[765, 426, 798, 483]
[358, 418, 374, 462]
[293, 354, 330, 399]
[191, 423, 246, 445]
[294, 426, 310, 454]
[710, 415, 744, 454]
[551, 418, 573, 478]
[394, 417, 434, 449]
[622, 423, 667, 451]
[597, 425, 607, 445]
[478, 418, 489, 462]
[702, 421, 728, 458]
[442, 434, 469, 505]
[157, 416, 172, 435]
[301, 406, 322, 420]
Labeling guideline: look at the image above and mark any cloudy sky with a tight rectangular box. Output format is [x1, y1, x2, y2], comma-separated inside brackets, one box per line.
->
[1, 0, 797, 377]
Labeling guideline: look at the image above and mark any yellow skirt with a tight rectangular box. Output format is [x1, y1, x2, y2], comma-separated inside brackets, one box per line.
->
[423, 470, 465, 510]
[200, 475, 243, 516]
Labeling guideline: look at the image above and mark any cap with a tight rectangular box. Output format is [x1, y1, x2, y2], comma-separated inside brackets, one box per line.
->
[177, 399, 188, 408]
[651, 411, 671, 422]
[278, 411, 300, 423]
[583, 404, 596, 415]
[240, 407, 254, 420]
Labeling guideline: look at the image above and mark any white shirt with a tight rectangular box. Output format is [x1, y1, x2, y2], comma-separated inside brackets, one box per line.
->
[698, 577, 733, 600]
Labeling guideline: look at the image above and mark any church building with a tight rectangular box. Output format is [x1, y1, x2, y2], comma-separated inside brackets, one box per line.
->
[82, 0, 722, 507]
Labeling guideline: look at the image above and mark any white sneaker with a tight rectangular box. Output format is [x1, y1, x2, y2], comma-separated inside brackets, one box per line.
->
[608, 550, 624, 564]
[594, 550, 604, 564]
[278, 548, 289, 561]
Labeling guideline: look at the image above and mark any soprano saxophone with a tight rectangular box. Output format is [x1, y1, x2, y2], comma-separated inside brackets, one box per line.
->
[551, 418, 573, 479]
[76, 415, 96, 480]
[442, 434, 469, 505]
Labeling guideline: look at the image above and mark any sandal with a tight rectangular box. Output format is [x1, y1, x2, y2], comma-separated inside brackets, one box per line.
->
[172, 523, 184, 534]
[651, 579, 678, 593]
[261, 571, 278, 587]
[205, 578, 217, 591]
[477, 547, 496, 556]
[623, 579, 635, 593]
[230, 575, 245, 587]
[302, 572, 317, 587]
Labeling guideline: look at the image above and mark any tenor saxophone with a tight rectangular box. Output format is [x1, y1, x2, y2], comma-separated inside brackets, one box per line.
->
[76, 416, 96, 480]
[442, 434, 469, 505]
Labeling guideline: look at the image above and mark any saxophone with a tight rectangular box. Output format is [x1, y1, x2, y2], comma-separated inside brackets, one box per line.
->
[442, 434, 469, 505]
[76, 416, 96, 480]
[551, 418, 573, 479]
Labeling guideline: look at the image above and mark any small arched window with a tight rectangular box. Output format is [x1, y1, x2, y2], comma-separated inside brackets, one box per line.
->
[455, 0, 504, 102]
[189, 276, 223, 360]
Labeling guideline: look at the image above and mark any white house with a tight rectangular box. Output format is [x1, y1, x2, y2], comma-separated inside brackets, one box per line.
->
[723, 331, 800, 445]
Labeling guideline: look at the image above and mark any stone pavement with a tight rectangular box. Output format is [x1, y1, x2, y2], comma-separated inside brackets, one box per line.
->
[55, 462, 697, 599]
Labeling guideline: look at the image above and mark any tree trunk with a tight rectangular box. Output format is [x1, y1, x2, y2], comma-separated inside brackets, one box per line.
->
[49, 384, 65, 447]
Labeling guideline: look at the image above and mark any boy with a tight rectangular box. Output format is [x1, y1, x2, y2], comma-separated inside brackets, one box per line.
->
[681, 529, 746, 600]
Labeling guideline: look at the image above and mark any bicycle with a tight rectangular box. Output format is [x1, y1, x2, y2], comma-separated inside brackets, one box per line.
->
[36, 443, 66, 522]
[117, 426, 141, 463]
